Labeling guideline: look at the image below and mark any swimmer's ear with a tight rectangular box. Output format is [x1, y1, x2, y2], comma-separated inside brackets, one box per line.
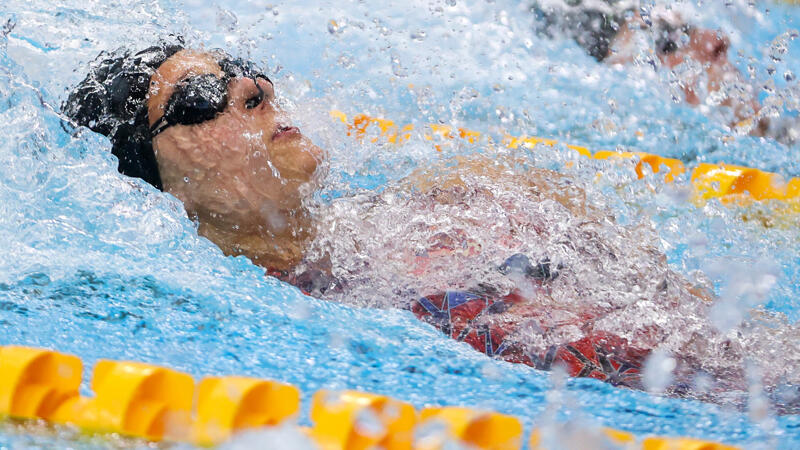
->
[62, 39, 184, 191]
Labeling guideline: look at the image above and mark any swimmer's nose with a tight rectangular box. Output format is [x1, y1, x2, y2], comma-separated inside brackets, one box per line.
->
[227, 77, 276, 111]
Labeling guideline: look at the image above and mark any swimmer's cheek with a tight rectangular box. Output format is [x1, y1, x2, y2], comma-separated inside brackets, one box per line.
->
[269, 141, 322, 182]
[299, 141, 325, 176]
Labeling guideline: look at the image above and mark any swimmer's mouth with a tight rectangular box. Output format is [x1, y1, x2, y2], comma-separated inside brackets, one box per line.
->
[273, 126, 300, 141]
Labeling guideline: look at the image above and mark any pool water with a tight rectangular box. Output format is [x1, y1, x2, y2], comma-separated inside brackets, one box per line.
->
[1, 0, 800, 447]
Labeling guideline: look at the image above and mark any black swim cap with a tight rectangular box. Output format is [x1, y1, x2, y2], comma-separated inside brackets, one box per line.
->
[531, 0, 632, 61]
[62, 40, 184, 190]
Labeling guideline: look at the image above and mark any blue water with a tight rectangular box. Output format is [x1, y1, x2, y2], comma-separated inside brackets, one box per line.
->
[1, 0, 800, 447]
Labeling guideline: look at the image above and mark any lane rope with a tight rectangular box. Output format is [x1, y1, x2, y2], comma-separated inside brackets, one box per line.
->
[0, 345, 739, 448]
[331, 111, 800, 216]
[0, 114, 767, 448]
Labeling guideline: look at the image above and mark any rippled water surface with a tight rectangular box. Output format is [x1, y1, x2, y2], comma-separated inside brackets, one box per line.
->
[2, 0, 800, 448]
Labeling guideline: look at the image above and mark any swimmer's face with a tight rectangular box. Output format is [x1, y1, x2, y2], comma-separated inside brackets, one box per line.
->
[147, 50, 325, 235]
[611, 19, 756, 119]
[657, 28, 741, 106]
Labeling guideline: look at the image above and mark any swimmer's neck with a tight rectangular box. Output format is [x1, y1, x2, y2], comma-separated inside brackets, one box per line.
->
[197, 215, 313, 272]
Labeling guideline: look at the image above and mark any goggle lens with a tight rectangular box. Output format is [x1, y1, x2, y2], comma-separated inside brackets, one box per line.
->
[150, 55, 272, 136]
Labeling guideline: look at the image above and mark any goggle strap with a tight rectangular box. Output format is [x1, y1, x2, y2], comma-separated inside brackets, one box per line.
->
[150, 116, 171, 137]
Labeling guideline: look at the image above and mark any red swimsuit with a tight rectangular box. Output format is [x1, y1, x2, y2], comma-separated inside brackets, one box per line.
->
[411, 290, 649, 388]
[271, 263, 650, 389]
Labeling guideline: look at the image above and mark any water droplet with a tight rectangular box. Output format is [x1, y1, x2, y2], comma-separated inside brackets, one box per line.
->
[215, 8, 238, 31]
[354, 408, 385, 438]
[642, 350, 677, 394]
[414, 420, 449, 449]
[763, 79, 776, 94]
[390, 53, 408, 77]
[769, 30, 796, 62]
[337, 53, 355, 69]
[410, 30, 427, 41]
[1, 17, 16, 41]
[327, 19, 344, 35]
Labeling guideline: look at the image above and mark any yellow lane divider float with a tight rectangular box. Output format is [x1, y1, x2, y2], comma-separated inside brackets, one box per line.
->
[0, 345, 737, 448]
[331, 111, 800, 213]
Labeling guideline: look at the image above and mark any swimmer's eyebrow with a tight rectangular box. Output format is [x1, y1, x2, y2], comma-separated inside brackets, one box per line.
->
[149, 56, 223, 115]
[168, 64, 223, 87]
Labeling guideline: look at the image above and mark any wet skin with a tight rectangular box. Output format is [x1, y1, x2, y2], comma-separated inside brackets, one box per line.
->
[609, 19, 763, 133]
[145, 51, 589, 275]
[142, 47, 736, 285]
[141, 50, 741, 395]
[147, 50, 325, 270]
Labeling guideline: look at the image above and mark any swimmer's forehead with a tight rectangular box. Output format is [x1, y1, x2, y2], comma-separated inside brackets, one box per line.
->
[147, 49, 224, 126]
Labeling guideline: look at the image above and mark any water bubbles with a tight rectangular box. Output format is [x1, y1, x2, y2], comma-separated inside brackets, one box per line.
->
[495, 106, 513, 123]
[480, 362, 502, 380]
[263, 4, 279, 16]
[410, 30, 427, 42]
[519, 38, 534, 53]
[220, 425, 317, 450]
[327, 19, 346, 35]
[688, 232, 709, 256]
[337, 53, 355, 69]
[784, 71, 795, 83]
[1, 17, 16, 49]
[746, 364, 777, 432]
[642, 349, 677, 394]
[414, 420, 451, 449]
[749, 389, 771, 423]
[354, 408, 386, 439]
[457, 87, 479, 100]
[707, 258, 778, 333]
[286, 296, 311, 320]
[390, 52, 408, 77]
[445, 0, 457, 6]
[215, 7, 239, 32]
[768, 30, 798, 62]
[372, 18, 391, 36]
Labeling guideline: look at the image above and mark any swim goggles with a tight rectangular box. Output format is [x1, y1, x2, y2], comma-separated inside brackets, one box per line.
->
[654, 21, 695, 56]
[149, 54, 272, 137]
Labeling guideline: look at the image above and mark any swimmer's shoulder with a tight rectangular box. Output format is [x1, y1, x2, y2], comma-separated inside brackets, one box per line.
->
[400, 154, 591, 216]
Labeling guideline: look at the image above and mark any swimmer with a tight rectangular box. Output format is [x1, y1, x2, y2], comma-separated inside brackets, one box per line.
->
[531, 1, 778, 138]
[64, 43, 324, 271]
[63, 41, 800, 409]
